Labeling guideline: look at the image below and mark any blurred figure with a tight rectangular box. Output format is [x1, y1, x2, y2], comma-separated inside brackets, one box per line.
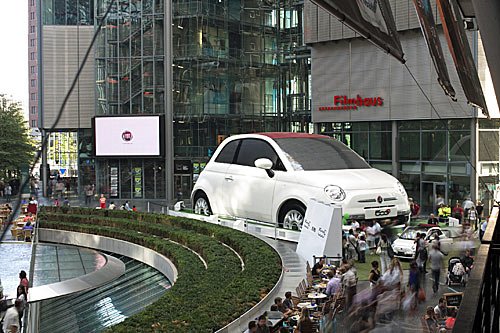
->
[428, 213, 439, 225]
[424, 306, 440, 332]
[342, 260, 358, 312]
[379, 234, 391, 273]
[476, 200, 484, 224]
[368, 261, 380, 288]
[452, 202, 464, 224]
[429, 244, 444, 293]
[244, 321, 257, 333]
[296, 307, 314, 333]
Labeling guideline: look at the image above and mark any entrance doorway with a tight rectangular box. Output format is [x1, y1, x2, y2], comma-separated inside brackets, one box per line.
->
[421, 181, 447, 215]
[174, 175, 192, 201]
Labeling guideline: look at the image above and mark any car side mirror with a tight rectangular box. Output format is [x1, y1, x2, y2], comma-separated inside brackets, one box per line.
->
[254, 158, 275, 178]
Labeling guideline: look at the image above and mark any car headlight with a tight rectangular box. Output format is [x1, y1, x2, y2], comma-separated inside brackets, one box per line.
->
[395, 181, 407, 197]
[324, 185, 346, 202]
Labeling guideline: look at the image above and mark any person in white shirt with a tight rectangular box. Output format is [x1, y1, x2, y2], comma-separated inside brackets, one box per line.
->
[373, 221, 382, 246]
[2, 300, 22, 333]
[108, 202, 116, 210]
[480, 220, 488, 240]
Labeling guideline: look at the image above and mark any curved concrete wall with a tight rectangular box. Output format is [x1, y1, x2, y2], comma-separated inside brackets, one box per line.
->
[38, 229, 178, 284]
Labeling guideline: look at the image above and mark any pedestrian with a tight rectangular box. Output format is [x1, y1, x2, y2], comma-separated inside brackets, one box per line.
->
[2, 299, 22, 333]
[16, 285, 27, 328]
[480, 218, 488, 240]
[368, 260, 380, 288]
[373, 220, 382, 246]
[19, 270, 29, 294]
[132, 205, 137, 212]
[452, 202, 464, 224]
[415, 233, 428, 274]
[468, 206, 477, 230]
[378, 233, 392, 273]
[346, 229, 358, 260]
[63, 197, 70, 207]
[99, 194, 106, 209]
[85, 185, 94, 206]
[108, 201, 116, 210]
[476, 200, 484, 224]
[428, 244, 444, 293]
[462, 197, 474, 219]
[342, 260, 358, 312]
[358, 235, 367, 263]
[124, 200, 131, 211]
[366, 221, 375, 254]
[4, 184, 12, 203]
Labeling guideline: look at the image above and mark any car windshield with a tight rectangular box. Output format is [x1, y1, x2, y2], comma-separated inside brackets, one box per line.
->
[273, 137, 370, 171]
[400, 228, 427, 240]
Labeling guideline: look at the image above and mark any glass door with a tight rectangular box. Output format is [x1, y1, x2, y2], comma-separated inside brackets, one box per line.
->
[421, 181, 447, 215]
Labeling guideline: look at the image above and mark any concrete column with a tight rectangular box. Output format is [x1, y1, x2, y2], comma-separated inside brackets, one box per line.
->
[164, 1, 174, 204]
[392, 120, 399, 177]
[471, 118, 478, 201]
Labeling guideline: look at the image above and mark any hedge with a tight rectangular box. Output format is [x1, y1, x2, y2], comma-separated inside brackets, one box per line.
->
[38, 207, 282, 332]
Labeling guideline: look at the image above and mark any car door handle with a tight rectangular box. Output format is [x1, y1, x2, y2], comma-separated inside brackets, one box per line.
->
[225, 176, 234, 182]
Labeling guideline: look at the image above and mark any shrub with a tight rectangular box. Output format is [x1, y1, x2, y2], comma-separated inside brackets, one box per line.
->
[38, 207, 281, 332]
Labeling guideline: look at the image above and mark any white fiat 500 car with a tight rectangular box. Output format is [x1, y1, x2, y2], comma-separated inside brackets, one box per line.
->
[391, 225, 454, 259]
[191, 133, 410, 230]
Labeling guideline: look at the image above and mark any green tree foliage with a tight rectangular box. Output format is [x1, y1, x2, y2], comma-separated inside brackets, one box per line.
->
[0, 95, 34, 179]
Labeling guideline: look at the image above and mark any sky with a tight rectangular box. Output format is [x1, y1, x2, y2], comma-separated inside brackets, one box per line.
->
[0, 1, 28, 116]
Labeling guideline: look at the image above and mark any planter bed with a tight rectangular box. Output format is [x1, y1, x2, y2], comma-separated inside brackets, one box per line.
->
[38, 208, 281, 332]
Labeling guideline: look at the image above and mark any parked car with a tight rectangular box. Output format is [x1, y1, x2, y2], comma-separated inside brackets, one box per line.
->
[391, 224, 453, 259]
[191, 133, 411, 230]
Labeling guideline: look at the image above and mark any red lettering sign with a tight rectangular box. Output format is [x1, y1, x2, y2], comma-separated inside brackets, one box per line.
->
[319, 94, 384, 111]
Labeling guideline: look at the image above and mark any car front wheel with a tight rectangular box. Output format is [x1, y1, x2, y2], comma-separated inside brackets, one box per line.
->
[194, 193, 212, 216]
[280, 203, 306, 230]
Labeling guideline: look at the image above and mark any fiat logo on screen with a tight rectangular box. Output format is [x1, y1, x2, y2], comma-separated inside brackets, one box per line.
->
[121, 130, 133, 142]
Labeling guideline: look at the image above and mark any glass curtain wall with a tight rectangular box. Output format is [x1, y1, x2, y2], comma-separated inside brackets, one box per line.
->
[478, 119, 500, 213]
[94, 0, 166, 200]
[398, 120, 472, 215]
[318, 121, 392, 173]
[318, 120, 474, 216]
[171, 0, 311, 198]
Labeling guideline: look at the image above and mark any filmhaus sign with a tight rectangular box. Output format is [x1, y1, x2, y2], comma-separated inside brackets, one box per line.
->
[319, 94, 384, 111]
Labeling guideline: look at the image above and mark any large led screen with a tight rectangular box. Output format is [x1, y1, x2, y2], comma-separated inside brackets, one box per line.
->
[94, 116, 162, 157]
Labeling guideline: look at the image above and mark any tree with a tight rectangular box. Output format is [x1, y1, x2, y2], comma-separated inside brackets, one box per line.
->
[0, 95, 34, 180]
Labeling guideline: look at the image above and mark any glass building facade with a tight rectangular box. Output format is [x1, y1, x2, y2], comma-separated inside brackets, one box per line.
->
[317, 119, 486, 215]
[92, 0, 312, 201]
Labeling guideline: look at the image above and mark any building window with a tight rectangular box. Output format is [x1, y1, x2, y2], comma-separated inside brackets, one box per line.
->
[30, 66, 35, 74]
[30, 0, 35, 7]
[30, 25, 35, 34]
[31, 93, 37, 100]
[30, 39, 35, 47]
[30, 12, 35, 20]
[31, 106, 37, 114]
[30, 79, 36, 87]
[30, 52, 35, 60]
[31, 120, 37, 127]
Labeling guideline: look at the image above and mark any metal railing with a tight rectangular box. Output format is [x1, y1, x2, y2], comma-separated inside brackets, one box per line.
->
[453, 206, 500, 333]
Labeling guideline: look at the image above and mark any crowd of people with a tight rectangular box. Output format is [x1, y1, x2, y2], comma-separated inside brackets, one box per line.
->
[0, 270, 30, 333]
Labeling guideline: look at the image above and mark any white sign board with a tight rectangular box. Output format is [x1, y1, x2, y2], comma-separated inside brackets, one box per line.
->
[296, 199, 343, 264]
[94, 116, 161, 156]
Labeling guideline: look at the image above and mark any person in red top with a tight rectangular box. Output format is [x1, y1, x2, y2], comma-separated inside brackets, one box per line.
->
[27, 197, 38, 215]
[132, 206, 137, 212]
[19, 270, 29, 293]
[445, 308, 457, 329]
[23, 213, 34, 222]
[452, 202, 464, 224]
[99, 194, 106, 209]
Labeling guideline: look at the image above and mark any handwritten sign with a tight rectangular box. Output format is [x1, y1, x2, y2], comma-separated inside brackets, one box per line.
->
[444, 292, 463, 307]
[296, 199, 343, 264]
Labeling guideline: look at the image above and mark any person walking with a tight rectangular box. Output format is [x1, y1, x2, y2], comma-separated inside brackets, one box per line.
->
[379, 233, 392, 273]
[452, 202, 464, 224]
[428, 244, 444, 293]
[476, 200, 484, 223]
[4, 184, 12, 203]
